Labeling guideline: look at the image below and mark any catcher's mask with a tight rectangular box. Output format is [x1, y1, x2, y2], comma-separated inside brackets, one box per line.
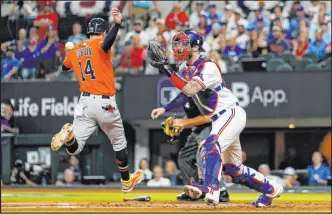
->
[172, 30, 205, 62]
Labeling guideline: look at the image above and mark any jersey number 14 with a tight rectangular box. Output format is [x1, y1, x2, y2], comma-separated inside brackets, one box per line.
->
[78, 59, 96, 81]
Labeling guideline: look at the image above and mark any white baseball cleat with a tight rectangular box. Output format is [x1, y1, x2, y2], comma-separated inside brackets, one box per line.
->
[51, 123, 74, 151]
[183, 185, 203, 200]
[204, 188, 220, 206]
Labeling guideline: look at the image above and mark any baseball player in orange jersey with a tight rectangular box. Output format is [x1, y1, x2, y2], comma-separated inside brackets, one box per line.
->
[51, 8, 143, 192]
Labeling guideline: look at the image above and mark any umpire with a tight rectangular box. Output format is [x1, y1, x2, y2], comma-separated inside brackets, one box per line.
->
[176, 98, 230, 202]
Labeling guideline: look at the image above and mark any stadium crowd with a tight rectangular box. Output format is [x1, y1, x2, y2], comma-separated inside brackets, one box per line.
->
[1, 0, 331, 80]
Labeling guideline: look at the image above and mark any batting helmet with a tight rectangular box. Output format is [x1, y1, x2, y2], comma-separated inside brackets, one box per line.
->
[172, 30, 205, 62]
[87, 18, 110, 36]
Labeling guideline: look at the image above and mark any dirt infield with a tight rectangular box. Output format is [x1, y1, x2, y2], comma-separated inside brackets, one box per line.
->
[2, 201, 331, 212]
[2, 188, 331, 212]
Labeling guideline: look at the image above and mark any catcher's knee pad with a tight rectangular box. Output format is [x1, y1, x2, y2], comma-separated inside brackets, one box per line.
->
[223, 164, 274, 194]
[200, 135, 222, 189]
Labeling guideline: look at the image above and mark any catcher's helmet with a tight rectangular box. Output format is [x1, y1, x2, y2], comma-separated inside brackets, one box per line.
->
[87, 18, 110, 36]
[172, 30, 205, 62]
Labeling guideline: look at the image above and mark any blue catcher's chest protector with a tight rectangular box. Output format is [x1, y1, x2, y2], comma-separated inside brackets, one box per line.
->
[179, 55, 220, 116]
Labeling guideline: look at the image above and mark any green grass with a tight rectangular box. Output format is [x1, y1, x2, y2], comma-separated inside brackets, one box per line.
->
[2, 190, 331, 203]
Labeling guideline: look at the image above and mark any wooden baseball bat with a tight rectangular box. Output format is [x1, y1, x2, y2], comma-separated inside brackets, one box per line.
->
[123, 195, 151, 202]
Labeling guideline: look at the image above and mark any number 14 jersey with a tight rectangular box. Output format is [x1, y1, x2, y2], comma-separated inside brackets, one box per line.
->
[63, 36, 116, 96]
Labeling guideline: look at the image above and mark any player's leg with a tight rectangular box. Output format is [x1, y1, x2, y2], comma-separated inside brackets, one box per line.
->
[220, 106, 283, 207]
[184, 106, 243, 205]
[98, 101, 142, 192]
[223, 138, 284, 207]
[51, 100, 97, 155]
[196, 135, 230, 203]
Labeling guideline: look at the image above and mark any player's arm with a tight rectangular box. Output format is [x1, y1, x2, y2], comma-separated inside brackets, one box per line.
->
[163, 92, 190, 112]
[62, 53, 73, 72]
[101, 8, 122, 54]
[161, 62, 216, 97]
[159, 65, 204, 97]
[174, 115, 211, 128]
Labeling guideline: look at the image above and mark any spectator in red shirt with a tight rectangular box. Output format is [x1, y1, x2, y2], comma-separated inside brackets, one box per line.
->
[117, 35, 146, 74]
[33, 1, 58, 42]
[293, 33, 309, 60]
[165, 2, 189, 30]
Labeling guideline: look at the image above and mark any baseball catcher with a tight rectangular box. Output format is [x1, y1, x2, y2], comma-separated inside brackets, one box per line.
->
[149, 30, 283, 207]
[160, 98, 230, 202]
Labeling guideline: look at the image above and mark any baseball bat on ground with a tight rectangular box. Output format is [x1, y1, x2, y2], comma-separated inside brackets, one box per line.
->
[123, 196, 151, 202]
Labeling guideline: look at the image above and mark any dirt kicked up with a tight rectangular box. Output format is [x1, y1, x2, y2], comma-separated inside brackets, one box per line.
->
[2, 188, 331, 212]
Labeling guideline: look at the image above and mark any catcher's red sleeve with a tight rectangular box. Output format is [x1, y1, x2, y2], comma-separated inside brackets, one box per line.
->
[170, 73, 187, 90]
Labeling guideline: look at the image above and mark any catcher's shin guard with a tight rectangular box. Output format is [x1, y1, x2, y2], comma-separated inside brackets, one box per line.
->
[200, 135, 223, 190]
[223, 164, 283, 198]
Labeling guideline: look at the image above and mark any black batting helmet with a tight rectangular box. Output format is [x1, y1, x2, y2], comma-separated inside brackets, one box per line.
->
[87, 18, 110, 36]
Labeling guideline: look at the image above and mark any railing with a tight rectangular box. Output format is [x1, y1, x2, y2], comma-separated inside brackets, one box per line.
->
[2, 184, 331, 193]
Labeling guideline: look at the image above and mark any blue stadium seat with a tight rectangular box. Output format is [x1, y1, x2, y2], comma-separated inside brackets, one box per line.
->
[304, 63, 323, 72]
[295, 58, 314, 71]
[275, 63, 293, 72]
[267, 58, 286, 72]
[303, 53, 319, 63]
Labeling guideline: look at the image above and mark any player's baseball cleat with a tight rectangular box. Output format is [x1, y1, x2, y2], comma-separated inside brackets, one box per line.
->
[51, 123, 74, 151]
[251, 182, 283, 208]
[121, 170, 143, 193]
[183, 178, 206, 200]
[176, 192, 203, 202]
[203, 188, 220, 206]
[251, 194, 272, 207]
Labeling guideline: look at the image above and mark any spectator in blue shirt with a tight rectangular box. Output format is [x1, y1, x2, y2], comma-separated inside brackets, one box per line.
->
[67, 23, 87, 45]
[207, 3, 223, 25]
[268, 25, 289, 56]
[307, 27, 328, 59]
[189, 1, 207, 28]
[37, 25, 58, 78]
[223, 36, 244, 62]
[320, 23, 331, 44]
[290, 5, 310, 39]
[247, 10, 270, 30]
[268, 18, 292, 43]
[1, 45, 20, 81]
[307, 151, 331, 185]
[20, 39, 40, 80]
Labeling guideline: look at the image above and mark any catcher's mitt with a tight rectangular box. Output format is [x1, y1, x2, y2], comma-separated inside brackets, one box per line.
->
[161, 116, 182, 138]
[147, 38, 169, 68]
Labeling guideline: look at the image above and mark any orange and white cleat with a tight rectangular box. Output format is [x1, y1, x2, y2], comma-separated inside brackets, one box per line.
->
[121, 170, 143, 193]
[51, 123, 74, 151]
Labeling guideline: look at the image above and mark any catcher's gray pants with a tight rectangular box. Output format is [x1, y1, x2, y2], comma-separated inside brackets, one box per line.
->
[68, 93, 127, 155]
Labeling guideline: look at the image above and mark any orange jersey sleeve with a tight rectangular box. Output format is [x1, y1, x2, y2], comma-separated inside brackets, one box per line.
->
[67, 37, 116, 96]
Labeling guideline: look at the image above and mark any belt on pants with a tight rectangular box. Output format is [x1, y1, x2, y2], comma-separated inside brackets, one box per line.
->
[82, 92, 111, 99]
[210, 102, 239, 122]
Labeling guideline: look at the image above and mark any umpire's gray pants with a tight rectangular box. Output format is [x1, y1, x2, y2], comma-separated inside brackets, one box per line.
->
[69, 93, 127, 155]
